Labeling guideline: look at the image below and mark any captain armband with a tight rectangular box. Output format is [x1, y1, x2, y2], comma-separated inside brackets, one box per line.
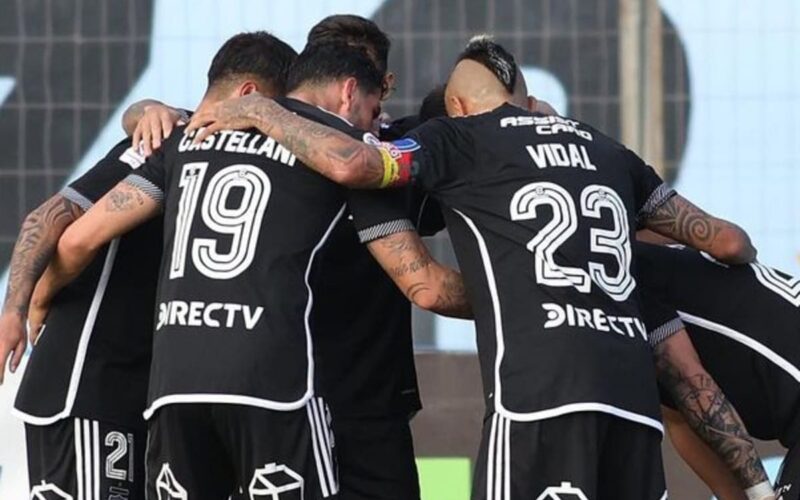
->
[375, 139, 420, 188]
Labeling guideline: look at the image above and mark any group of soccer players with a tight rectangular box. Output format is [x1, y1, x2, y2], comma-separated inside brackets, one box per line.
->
[1, 13, 799, 500]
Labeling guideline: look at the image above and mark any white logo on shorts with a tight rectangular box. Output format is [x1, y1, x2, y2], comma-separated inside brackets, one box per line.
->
[248, 463, 304, 500]
[155, 464, 187, 500]
[536, 482, 589, 500]
[30, 481, 73, 500]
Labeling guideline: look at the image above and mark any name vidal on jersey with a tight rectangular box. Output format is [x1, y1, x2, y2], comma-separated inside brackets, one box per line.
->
[542, 303, 647, 341]
[156, 300, 264, 331]
[526, 143, 597, 170]
[178, 130, 297, 167]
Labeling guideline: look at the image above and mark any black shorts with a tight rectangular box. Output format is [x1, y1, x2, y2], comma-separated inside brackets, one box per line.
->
[25, 417, 146, 500]
[776, 442, 800, 500]
[472, 411, 666, 500]
[334, 414, 420, 500]
[147, 398, 337, 500]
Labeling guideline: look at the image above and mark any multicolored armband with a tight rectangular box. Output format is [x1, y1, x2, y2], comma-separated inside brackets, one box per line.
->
[375, 139, 420, 188]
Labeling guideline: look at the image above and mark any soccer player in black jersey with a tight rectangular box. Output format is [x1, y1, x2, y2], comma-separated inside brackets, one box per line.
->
[120, 16, 446, 500]
[0, 32, 296, 500]
[186, 36, 771, 499]
[32, 42, 470, 500]
[635, 241, 800, 500]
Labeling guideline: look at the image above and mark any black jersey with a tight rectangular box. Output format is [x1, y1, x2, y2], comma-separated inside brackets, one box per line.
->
[13, 138, 162, 427]
[130, 98, 411, 419]
[398, 105, 675, 431]
[312, 119, 445, 419]
[636, 242, 800, 447]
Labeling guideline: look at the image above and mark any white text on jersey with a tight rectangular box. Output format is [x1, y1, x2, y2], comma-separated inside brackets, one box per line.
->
[542, 302, 647, 341]
[500, 115, 593, 141]
[156, 300, 264, 331]
[526, 143, 597, 170]
[178, 130, 297, 167]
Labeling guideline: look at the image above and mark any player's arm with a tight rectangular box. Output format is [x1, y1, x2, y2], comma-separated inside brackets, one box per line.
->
[28, 181, 160, 332]
[187, 94, 404, 189]
[642, 195, 756, 264]
[0, 194, 84, 383]
[366, 231, 472, 319]
[663, 405, 748, 500]
[122, 99, 187, 156]
[654, 330, 774, 499]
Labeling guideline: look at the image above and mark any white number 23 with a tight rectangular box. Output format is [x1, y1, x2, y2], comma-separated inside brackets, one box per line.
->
[510, 182, 635, 301]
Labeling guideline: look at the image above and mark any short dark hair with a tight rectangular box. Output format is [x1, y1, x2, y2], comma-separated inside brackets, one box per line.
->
[419, 84, 447, 122]
[287, 42, 383, 96]
[207, 31, 298, 95]
[307, 15, 390, 74]
[456, 35, 518, 94]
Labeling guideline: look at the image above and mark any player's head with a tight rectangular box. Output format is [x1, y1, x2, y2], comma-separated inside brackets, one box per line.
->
[287, 42, 384, 131]
[445, 35, 528, 117]
[307, 14, 395, 100]
[205, 31, 297, 100]
[419, 85, 448, 122]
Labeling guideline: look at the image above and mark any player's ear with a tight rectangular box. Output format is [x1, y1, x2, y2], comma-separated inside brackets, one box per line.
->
[341, 77, 358, 111]
[238, 81, 259, 97]
[446, 94, 467, 117]
[527, 95, 538, 113]
[382, 72, 396, 100]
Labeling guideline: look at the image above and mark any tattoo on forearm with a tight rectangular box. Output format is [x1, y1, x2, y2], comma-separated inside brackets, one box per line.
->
[646, 196, 724, 245]
[236, 96, 387, 188]
[376, 233, 472, 318]
[655, 344, 768, 488]
[2, 196, 83, 315]
[105, 185, 145, 212]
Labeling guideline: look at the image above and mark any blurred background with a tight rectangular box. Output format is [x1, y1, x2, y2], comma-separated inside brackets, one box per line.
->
[0, 0, 797, 498]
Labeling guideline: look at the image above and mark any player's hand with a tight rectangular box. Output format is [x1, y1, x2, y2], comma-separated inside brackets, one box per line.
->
[187, 93, 267, 144]
[27, 300, 50, 346]
[0, 311, 28, 384]
[132, 104, 186, 157]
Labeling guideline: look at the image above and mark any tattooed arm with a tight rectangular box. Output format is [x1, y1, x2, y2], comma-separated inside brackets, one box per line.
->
[643, 195, 756, 264]
[366, 231, 472, 319]
[0, 195, 84, 382]
[187, 95, 397, 189]
[655, 330, 771, 493]
[28, 182, 160, 334]
[663, 406, 749, 500]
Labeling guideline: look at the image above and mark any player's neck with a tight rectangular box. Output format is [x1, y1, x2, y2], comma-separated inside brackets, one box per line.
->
[465, 96, 508, 116]
[194, 95, 225, 117]
[287, 87, 342, 118]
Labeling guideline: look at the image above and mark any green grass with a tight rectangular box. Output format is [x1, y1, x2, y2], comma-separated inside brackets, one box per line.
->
[417, 457, 471, 500]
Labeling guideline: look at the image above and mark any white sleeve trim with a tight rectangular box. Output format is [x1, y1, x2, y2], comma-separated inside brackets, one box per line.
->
[638, 183, 676, 222]
[649, 317, 685, 347]
[123, 174, 164, 204]
[357, 219, 415, 243]
[60, 187, 94, 211]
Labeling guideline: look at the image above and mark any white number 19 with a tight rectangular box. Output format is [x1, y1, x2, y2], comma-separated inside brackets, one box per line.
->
[170, 162, 271, 280]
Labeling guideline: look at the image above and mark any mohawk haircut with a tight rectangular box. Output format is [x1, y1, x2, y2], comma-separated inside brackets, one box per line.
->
[456, 35, 518, 94]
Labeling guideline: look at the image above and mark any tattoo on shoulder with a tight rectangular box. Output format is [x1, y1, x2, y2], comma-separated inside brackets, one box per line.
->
[106, 185, 145, 212]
